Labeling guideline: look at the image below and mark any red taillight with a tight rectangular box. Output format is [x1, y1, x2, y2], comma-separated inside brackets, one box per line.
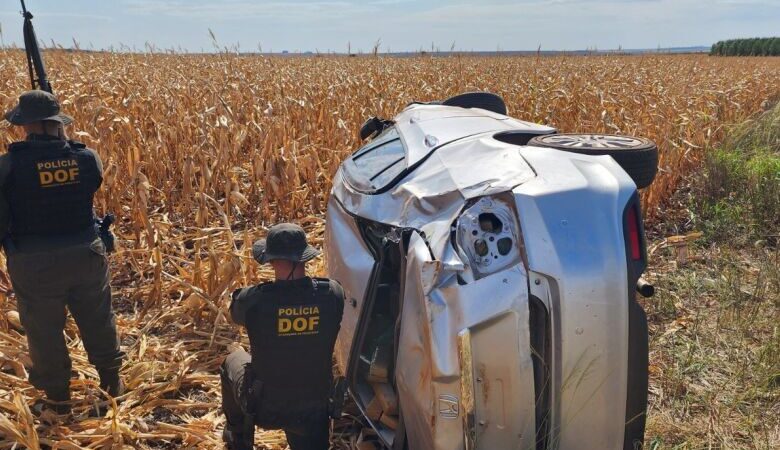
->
[627, 206, 642, 260]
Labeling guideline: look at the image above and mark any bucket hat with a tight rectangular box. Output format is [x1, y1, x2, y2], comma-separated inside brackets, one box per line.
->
[4, 90, 73, 126]
[252, 223, 321, 264]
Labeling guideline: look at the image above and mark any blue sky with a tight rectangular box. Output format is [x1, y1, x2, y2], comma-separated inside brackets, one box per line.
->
[1, 0, 778, 52]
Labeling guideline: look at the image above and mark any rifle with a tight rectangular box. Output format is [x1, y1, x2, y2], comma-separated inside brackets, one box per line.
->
[20, 0, 52, 93]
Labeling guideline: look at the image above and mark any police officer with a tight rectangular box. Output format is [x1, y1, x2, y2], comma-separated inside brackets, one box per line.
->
[222, 223, 344, 450]
[0, 90, 125, 414]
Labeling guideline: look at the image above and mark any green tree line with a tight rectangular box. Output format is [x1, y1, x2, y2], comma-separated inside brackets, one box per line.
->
[711, 37, 780, 56]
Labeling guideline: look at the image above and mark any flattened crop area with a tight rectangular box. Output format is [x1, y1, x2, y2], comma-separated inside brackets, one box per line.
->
[0, 53, 778, 449]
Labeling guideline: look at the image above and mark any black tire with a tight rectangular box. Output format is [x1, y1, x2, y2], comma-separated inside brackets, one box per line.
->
[528, 134, 658, 189]
[442, 92, 507, 116]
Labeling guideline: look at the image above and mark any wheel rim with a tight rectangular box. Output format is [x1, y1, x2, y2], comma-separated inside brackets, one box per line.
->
[539, 134, 644, 149]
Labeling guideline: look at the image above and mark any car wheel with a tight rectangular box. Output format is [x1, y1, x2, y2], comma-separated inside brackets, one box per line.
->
[442, 92, 508, 116]
[528, 134, 658, 189]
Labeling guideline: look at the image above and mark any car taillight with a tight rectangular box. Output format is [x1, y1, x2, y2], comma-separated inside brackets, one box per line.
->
[627, 205, 642, 261]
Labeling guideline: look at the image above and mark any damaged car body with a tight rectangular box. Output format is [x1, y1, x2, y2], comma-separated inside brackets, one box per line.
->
[326, 93, 655, 450]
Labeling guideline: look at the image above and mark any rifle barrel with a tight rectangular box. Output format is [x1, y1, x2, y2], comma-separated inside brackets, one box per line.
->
[20, 0, 52, 93]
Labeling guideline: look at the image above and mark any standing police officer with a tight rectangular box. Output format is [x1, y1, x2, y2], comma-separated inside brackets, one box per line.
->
[0, 90, 124, 413]
[222, 223, 344, 450]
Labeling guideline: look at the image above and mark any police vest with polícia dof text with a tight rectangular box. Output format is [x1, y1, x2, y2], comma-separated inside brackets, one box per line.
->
[241, 277, 344, 410]
[5, 140, 101, 237]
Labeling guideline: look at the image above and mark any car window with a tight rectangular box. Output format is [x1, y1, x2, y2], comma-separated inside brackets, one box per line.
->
[343, 128, 407, 192]
[352, 127, 399, 158]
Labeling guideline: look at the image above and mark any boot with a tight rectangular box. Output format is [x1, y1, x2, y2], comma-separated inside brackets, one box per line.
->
[223, 427, 253, 450]
[33, 388, 71, 416]
[98, 368, 125, 397]
[89, 369, 125, 417]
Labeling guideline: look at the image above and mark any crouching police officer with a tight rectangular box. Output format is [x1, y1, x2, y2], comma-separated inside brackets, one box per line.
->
[222, 223, 344, 450]
[0, 91, 125, 413]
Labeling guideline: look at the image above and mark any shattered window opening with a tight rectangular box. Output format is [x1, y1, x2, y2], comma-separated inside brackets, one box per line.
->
[343, 128, 408, 193]
[353, 127, 400, 159]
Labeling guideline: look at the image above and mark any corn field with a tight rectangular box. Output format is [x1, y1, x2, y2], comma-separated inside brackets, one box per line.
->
[0, 51, 778, 449]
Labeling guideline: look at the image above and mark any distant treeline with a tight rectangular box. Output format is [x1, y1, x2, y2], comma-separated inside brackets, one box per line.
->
[711, 38, 780, 56]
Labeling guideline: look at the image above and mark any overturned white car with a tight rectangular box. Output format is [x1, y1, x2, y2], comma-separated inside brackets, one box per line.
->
[325, 93, 655, 450]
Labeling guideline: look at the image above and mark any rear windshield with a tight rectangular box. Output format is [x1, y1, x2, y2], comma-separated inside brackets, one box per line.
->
[343, 128, 407, 193]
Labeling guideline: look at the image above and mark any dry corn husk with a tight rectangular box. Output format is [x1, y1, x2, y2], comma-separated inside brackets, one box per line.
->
[5, 311, 22, 332]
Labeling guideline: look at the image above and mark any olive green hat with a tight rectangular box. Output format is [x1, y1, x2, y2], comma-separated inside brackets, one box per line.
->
[4, 90, 73, 126]
[252, 223, 321, 264]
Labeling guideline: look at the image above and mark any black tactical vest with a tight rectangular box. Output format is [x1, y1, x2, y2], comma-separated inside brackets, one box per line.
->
[240, 277, 344, 423]
[5, 140, 101, 237]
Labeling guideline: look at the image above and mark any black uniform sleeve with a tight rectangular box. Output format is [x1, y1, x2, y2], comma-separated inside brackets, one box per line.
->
[229, 288, 249, 326]
[0, 154, 12, 242]
[85, 149, 104, 187]
[330, 280, 345, 323]
[230, 286, 265, 327]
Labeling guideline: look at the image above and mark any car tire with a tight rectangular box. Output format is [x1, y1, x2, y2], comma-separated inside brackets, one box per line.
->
[442, 92, 508, 116]
[528, 134, 659, 189]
